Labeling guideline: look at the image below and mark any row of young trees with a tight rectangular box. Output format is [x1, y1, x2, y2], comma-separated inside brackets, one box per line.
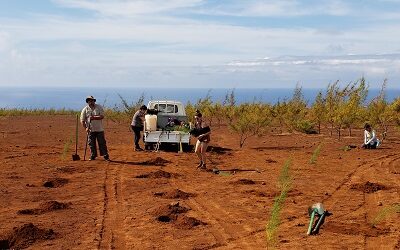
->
[185, 78, 400, 147]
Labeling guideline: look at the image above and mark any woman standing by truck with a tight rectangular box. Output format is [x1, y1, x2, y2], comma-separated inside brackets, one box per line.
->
[194, 110, 211, 170]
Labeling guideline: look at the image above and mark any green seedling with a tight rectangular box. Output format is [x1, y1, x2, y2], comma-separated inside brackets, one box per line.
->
[266, 159, 292, 248]
[371, 203, 400, 226]
[62, 136, 73, 160]
[310, 144, 322, 164]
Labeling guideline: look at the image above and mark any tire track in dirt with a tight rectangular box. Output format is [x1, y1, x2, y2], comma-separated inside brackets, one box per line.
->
[201, 198, 265, 249]
[380, 154, 400, 175]
[167, 178, 229, 248]
[322, 154, 396, 204]
[98, 165, 126, 249]
[169, 178, 264, 249]
[320, 153, 398, 248]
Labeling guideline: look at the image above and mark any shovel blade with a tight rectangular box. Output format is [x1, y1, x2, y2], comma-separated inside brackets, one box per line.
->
[72, 154, 80, 161]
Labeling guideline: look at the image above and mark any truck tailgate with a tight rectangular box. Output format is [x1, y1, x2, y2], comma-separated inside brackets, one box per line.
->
[144, 131, 190, 143]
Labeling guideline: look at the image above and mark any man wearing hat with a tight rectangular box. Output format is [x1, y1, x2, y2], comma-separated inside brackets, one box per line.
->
[80, 95, 110, 161]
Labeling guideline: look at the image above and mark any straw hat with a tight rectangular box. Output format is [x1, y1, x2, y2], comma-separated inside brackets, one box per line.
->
[85, 95, 96, 103]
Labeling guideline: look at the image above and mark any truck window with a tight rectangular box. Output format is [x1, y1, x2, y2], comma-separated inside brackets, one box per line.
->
[154, 104, 178, 113]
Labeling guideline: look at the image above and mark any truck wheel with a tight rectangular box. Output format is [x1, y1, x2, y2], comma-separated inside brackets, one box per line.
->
[182, 143, 192, 152]
[145, 143, 154, 151]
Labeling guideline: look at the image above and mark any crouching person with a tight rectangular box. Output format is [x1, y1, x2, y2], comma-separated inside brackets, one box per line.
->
[361, 123, 380, 149]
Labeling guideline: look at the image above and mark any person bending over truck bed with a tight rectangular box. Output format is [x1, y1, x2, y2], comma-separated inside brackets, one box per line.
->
[194, 110, 211, 170]
[131, 105, 147, 151]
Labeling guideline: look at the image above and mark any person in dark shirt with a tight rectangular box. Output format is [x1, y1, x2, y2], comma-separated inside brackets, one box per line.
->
[131, 105, 147, 151]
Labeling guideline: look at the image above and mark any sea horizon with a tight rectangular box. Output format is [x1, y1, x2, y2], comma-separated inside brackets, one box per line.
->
[1, 86, 399, 110]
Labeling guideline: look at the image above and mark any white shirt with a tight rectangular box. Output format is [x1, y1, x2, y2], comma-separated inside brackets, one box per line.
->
[80, 104, 105, 132]
[364, 129, 377, 145]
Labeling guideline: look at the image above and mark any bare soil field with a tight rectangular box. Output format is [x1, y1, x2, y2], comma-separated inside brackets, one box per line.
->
[0, 115, 399, 249]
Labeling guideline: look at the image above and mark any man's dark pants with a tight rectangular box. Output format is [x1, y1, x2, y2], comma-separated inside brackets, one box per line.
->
[131, 125, 143, 149]
[88, 131, 108, 158]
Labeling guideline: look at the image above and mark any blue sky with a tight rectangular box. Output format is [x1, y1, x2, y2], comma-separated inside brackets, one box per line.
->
[1, 0, 400, 88]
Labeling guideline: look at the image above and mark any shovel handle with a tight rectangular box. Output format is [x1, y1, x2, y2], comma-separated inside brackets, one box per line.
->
[307, 209, 317, 235]
[312, 211, 327, 234]
[75, 114, 79, 154]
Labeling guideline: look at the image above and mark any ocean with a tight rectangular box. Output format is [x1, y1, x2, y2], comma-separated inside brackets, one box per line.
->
[0, 86, 399, 110]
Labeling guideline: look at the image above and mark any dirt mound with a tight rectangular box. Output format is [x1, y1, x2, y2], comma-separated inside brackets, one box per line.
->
[136, 170, 177, 179]
[39, 200, 70, 211]
[56, 166, 77, 174]
[244, 189, 268, 197]
[207, 146, 232, 155]
[0, 223, 55, 249]
[176, 216, 206, 229]
[153, 202, 190, 222]
[43, 178, 69, 188]
[350, 181, 389, 193]
[154, 189, 195, 199]
[18, 201, 70, 215]
[137, 157, 171, 166]
[232, 179, 256, 185]
[265, 158, 278, 163]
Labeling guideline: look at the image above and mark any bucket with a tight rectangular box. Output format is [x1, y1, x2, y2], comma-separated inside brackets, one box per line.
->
[145, 114, 157, 131]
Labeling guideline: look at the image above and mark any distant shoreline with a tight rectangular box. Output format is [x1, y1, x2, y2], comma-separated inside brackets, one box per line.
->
[1, 87, 399, 110]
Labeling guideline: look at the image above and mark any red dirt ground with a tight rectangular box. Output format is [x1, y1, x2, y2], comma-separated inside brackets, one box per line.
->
[0, 115, 399, 249]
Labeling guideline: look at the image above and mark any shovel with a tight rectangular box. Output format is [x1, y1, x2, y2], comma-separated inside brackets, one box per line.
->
[72, 114, 81, 161]
[307, 203, 325, 235]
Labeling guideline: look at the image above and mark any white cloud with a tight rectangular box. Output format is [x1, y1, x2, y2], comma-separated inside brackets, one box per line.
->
[0, 32, 11, 52]
[195, 0, 351, 17]
[52, 0, 204, 16]
[1, 1, 400, 88]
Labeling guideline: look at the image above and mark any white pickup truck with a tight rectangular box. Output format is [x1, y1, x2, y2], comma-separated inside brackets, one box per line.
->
[143, 100, 191, 151]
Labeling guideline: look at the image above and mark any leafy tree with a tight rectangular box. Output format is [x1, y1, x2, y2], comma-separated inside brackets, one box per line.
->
[229, 103, 272, 148]
[324, 81, 342, 137]
[367, 80, 393, 138]
[342, 78, 368, 136]
[390, 97, 400, 128]
[284, 84, 312, 133]
[310, 91, 326, 134]
[195, 90, 214, 126]
[185, 101, 197, 125]
[272, 100, 288, 134]
[223, 89, 236, 125]
[212, 102, 225, 127]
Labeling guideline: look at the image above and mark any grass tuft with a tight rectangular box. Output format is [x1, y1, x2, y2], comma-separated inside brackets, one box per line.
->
[371, 203, 400, 226]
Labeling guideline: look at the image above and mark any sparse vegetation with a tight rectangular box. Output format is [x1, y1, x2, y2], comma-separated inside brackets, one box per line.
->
[310, 144, 322, 164]
[61, 136, 73, 160]
[371, 203, 400, 226]
[266, 159, 292, 248]
[0, 108, 76, 116]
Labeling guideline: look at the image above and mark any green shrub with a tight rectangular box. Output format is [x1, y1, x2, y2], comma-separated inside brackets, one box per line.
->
[295, 120, 317, 134]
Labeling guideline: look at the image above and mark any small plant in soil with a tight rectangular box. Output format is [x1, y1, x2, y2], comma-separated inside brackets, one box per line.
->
[371, 203, 400, 227]
[310, 143, 322, 164]
[266, 158, 292, 248]
[61, 135, 73, 160]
